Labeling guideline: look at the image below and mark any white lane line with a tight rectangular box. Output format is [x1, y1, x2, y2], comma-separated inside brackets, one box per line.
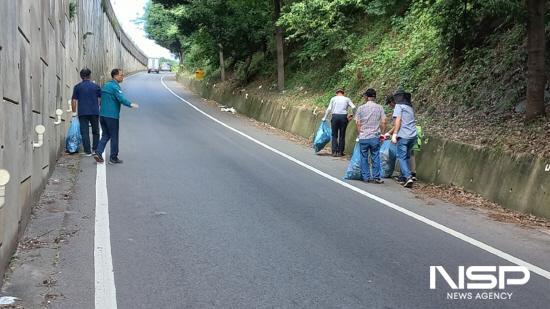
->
[95, 149, 118, 309]
[160, 75, 550, 281]
[92, 71, 139, 308]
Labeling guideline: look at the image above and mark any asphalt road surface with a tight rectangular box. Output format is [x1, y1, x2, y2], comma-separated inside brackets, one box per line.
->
[49, 72, 550, 309]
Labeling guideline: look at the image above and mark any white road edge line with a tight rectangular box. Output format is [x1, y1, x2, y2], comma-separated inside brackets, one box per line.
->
[160, 75, 550, 281]
[95, 146, 118, 308]
[92, 71, 140, 309]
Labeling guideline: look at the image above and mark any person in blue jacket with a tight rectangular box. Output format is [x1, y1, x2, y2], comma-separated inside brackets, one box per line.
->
[93, 69, 139, 164]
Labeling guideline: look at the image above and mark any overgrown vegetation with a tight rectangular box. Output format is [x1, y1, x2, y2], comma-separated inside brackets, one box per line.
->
[68, 1, 77, 22]
[144, 0, 550, 144]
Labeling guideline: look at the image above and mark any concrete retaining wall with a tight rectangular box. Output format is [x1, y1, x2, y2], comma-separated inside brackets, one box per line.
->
[178, 75, 550, 218]
[416, 136, 550, 218]
[0, 0, 146, 278]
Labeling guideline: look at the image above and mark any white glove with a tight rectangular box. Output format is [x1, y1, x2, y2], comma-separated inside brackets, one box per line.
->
[391, 133, 398, 144]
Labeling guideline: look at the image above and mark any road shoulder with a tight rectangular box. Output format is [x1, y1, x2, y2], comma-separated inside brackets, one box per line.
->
[0, 154, 82, 308]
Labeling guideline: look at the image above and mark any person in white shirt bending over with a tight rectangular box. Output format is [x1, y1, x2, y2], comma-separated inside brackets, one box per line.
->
[322, 89, 356, 157]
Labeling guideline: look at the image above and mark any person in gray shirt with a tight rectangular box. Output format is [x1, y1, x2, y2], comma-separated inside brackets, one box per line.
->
[322, 89, 356, 156]
[388, 89, 417, 188]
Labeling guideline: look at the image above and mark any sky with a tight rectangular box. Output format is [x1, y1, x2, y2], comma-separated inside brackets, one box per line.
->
[110, 0, 175, 59]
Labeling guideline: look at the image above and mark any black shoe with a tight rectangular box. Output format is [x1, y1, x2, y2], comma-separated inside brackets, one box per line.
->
[108, 158, 124, 164]
[394, 176, 405, 184]
[404, 177, 414, 188]
[93, 153, 104, 163]
[411, 172, 418, 181]
[373, 178, 384, 184]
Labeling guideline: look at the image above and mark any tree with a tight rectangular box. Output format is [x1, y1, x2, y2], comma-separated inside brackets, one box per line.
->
[149, 0, 272, 82]
[525, 0, 546, 120]
[274, 0, 285, 90]
[144, 2, 185, 61]
[219, 43, 226, 81]
[278, 0, 370, 63]
[430, 0, 525, 60]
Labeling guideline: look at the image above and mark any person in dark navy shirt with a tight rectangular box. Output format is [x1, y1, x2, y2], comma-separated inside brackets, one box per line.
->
[71, 68, 101, 155]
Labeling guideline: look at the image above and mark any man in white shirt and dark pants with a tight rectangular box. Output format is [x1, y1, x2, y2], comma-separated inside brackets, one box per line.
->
[322, 89, 356, 157]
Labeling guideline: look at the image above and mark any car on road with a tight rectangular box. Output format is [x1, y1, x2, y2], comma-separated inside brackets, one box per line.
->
[160, 63, 172, 72]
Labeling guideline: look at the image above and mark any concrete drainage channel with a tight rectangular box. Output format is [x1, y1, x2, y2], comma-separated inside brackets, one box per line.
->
[177, 75, 550, 218]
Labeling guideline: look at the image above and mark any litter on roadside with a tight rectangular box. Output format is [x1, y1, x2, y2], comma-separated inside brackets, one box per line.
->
[0, 296, 20, 305]
[220, 106, 236, 114]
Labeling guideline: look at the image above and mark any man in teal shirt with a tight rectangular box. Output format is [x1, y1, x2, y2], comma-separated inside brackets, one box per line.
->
[94, 69, 139, 164]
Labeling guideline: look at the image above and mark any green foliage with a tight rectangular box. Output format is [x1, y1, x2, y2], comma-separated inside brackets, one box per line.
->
[292, 1, 443, 103]
[442, 24, 527, 110]
[282, 0, 536, 115]
[182, 30, 217, 72]
[147, 0, 273, 81]
[278, 0, 368, 63]
[143, 2, 184, 57]
[428, 0, 524, 58]
[68, 1, 77, 22]
[146, 0, 546, 119]
[146, 0, 267, 60]
[278, 0, 411, 64]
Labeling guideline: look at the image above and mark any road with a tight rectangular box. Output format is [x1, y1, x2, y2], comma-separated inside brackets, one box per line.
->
[47, 72, 550, 309]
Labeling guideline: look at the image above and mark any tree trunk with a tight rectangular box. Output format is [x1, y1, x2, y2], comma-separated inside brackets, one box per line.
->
[218, 43, 225, 82]
[179, 50, 184, 69]
[525, 0, 546, 120]
[273, 0, 284, 91]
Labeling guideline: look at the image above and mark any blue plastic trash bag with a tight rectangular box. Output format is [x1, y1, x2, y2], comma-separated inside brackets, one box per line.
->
[380, 140, 397, 178]
[65, 117, 82, 154]
[343, 143, 362, 180]
[313, 121, 332, 153]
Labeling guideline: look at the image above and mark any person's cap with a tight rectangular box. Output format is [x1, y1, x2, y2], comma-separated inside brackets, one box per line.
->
[335, 88, 345, 94]
[363, 88, 376, 98]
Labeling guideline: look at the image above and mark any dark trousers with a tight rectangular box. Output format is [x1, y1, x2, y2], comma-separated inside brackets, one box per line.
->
[96, 117, 120, 161]
[79, 115, 99, 154]
[331, 114, 348, 154]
